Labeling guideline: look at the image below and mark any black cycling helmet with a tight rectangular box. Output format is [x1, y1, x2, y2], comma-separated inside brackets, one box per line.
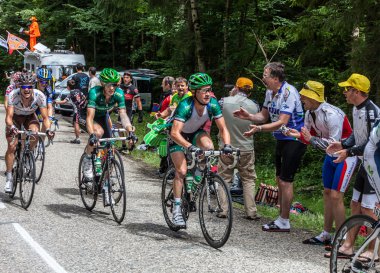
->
[99, 68, 120, 83]
[16, 72, 36, 85]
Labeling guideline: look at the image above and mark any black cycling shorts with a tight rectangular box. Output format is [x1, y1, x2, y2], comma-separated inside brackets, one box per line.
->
[275, 140, 306, 182]
[354, 164, 376, 195]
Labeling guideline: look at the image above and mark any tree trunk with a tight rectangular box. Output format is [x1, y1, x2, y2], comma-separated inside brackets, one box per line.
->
[93, 33, 96, 66]
[190, 0, 206, 72]
[223, 0, 232, 82]
[112, 31, 115, 67]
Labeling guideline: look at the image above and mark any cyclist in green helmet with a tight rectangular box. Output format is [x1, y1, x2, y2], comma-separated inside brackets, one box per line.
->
[81, 68, 134, 187]
[169, 72, 232, 228]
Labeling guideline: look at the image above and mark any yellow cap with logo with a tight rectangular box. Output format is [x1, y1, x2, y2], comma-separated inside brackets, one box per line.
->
[338, 73, 370, 93]
[299, 81, 324, 103]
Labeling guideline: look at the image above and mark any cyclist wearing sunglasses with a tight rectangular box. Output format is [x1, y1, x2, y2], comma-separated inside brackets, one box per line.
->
[169, 72, 232, 228]
[4, 72, 54, 193]
[285, 80, 357, 247]
[81, 68, 134, 181]
[36, 67, 54, 119]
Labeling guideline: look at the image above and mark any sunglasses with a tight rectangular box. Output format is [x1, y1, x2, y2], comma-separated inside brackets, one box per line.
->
[344, 87, 355, 92]
[303, 82, 320, 97]
[198, 87, 212, 94]
[39, 80, 48, 84]
[21, 85, 33, 90]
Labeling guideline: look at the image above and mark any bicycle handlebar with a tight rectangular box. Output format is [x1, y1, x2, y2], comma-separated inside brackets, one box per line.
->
[17, 130, 47, 137]
[187, 149, 240, 170]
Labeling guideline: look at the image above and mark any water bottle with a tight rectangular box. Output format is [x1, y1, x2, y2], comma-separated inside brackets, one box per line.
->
[185, 170, 194, 193]
[95, 157, 102, 176]
[193, 168, 202, 190]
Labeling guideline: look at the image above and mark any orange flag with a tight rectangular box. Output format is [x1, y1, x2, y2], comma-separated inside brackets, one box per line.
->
[7, 32, 28, 54]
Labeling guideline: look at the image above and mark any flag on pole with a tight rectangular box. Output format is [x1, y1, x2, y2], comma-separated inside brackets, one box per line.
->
[7, 31, 28, 55]
[0, 37, 8, 51]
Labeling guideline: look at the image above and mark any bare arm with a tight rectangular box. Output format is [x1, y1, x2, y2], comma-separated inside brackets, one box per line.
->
[170, 120, 191, 148]
[86, 108, 95, 135]
[135, 97, 142, 111]
[39, 107, 51, 131]
[233, 107, 269, 124]
[215, 117, 230, 145]
[5, 106, 14, 127]
[118, 108, 133, 131]
[4, 96, 8, 110]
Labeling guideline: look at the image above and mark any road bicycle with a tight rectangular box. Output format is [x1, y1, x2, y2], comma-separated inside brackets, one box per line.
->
[162, 149, 240, 248]
[78, 132, 137, 224]
[9, 130, 47, 209]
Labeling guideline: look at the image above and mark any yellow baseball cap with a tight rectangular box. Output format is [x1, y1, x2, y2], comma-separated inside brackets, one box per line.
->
[299, 80, 324, 103]
[338, 73, 370, 93]
[236, 77, 253, 89]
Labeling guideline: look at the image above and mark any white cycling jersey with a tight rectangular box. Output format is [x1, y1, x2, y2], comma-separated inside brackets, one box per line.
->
[8, 89, 47, 115]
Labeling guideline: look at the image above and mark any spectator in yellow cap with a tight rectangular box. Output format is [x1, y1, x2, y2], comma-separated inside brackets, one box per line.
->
[326, 73, 380, 259]
[218, 77, 261, 220]
[286, 80, 356, 250]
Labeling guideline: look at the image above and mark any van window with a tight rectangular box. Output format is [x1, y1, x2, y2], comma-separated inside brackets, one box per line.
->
[136, 79, 150, 93]
[26, 63, 30, 70]
[31, 64, 35, 71]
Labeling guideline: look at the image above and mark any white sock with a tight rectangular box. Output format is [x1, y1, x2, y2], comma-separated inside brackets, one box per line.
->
[274, 216, 290, 229]
[316, 230, 331, 241]
[6, 171, 12, 180]
[173, 198, 181, 213]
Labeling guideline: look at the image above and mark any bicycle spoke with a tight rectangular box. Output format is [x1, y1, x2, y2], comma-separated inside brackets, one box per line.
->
[78, 153, 97, 211]
[109, 159, 126, 224]
[19, 151, 36, 209]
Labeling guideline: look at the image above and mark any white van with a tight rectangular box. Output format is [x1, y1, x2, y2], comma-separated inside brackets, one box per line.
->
[24, 50, 85, 82]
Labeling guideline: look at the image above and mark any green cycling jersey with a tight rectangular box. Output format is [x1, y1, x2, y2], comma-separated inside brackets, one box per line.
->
[87, 86, 126, 117]
[174, 96, 222, 123]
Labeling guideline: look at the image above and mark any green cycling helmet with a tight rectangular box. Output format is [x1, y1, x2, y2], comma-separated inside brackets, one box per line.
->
[188, 72, 213, 90]
[99, 68, 120, 83]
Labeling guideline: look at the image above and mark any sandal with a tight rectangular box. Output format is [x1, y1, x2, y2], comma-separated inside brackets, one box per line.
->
[303, 236, 331, 246]
[324, 251, 353, 259]
[262, 221, 290, 232]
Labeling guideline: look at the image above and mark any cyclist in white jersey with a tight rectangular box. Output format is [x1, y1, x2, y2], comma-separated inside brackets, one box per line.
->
[4, 72, 54, 193]
[286, 80, 357, 246]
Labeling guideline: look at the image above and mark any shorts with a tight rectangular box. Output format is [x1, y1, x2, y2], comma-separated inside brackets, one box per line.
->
[81, 115, 112, 139]
[72, 110, 87, 126]
[275, 140, 306, 182]
[6, 113, 39, 137]
[322, 155, 357, 192]
[352, 164, 377, 209]
[169, 130, 206, 154]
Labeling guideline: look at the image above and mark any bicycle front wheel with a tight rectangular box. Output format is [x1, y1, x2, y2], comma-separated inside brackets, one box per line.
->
[199, 173, 233, 249]
[113, 149, 125, 176]
[19, 151, 36, 209]
[10, 162, 19, 198]
[330, 214, 378, 273]
[78, 153, 97, 211]
[34, 136, 45, 183]
[108, 159, 126, 224]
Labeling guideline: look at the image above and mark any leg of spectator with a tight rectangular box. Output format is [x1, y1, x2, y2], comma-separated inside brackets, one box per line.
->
[323, 189, 334, 233]
[218, 156, 234, 213]
[278, 178, 293, 220]
[330, 189, 345, 231]
[238, 152, 257, 218]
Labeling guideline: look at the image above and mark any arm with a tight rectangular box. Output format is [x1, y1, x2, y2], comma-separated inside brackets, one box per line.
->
[215, 117, 230, 145]
[157, 107, 171, 119]
[39, 107, 51, 132]
[233, 107, 269, 123]
[118, 108, 133, 132]
[170, 120, 191, 148]
[4, 96, 9, 110]
[259, 112, 290, 132]
[135, 96, 142, 111]
[5, 106, 14, 127]
[86, 107, 95, 135]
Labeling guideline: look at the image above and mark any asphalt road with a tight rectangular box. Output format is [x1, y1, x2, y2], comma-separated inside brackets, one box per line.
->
[0, 108, 330, 273]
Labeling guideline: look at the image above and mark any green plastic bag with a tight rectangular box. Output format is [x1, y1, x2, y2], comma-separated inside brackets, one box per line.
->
[143, 118, 171, 147]
[158, 138, 168, 157]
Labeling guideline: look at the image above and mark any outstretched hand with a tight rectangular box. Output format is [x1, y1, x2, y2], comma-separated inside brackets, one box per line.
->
[233, 107, 251, 120]
[285, 128, 301, 138]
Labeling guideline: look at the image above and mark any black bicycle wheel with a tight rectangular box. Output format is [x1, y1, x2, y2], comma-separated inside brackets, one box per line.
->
[78, 153, 97, 211]
[199, 173, 233, 249]
[330, 214, 378, 273]
[108, 159, 126, 224]
[34, 136, 45, 183]
[19, 151, 36, 209]
[113, 149, 125, 176]
[9, 163, 19, 198]
[161, 167, 181, 231]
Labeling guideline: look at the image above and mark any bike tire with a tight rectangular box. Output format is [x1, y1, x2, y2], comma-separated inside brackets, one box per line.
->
[113, 149, 125, 176]
[34, 136, 45, 183]
[108, 159, 126, 224]
[199, 173, 233, 249]
[78, 153, 97, 211]
[19, 151, 36, 209]
[10, 164, 19, 198]
[330, 214, 377, 273]
[161, 167, 182, 232]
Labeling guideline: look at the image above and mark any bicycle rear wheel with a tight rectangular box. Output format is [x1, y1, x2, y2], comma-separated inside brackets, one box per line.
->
[19, 151, 36, 209]
[161, 167, 182, 231]
[199, 173, 233, 249]
[330, 214, 378, 273]
[78, 153, 97, 211]
[10, 162, 19, 198]
[108, 159, 126, 224]
[34, 136, 45, 183]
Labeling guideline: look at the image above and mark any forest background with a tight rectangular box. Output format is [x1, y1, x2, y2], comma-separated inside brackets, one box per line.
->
[0, 0, 379, 229]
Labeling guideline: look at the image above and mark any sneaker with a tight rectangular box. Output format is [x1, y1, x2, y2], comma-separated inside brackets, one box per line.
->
[103, 188, 115, 206]
[172, 211, 186, 228]
[4, 179, 13, 193]
[82, 156, 94, 181]
[70, 139, 81, 144]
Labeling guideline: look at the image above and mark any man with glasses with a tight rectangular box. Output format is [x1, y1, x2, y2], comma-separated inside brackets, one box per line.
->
[234, 62, 306, 232]
[285, 80, 356, 247]
[4, 72, 54, 192]
[36, 67, 54, 118]
[169, 72, 232, 228]
[81, 68, 134, 187]
[326, 73, 380, 259]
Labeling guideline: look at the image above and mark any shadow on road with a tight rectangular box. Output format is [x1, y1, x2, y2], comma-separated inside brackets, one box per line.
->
[54, 187, 79, 200]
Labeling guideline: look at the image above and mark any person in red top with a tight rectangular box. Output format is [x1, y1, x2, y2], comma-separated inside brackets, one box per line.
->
[24, 16, 41, 51]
